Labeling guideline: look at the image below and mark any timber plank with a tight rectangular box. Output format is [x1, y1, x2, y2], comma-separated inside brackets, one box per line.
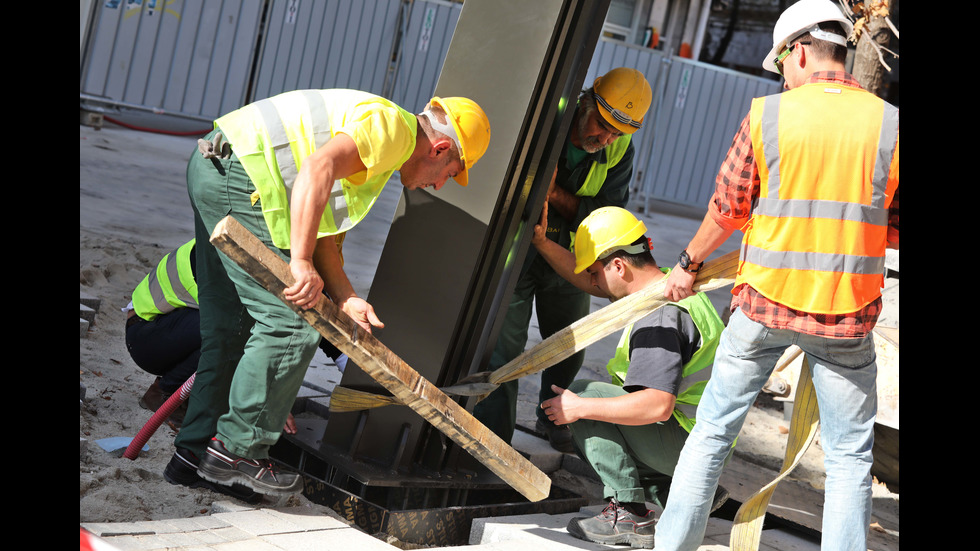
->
[209, 215, 551, 502]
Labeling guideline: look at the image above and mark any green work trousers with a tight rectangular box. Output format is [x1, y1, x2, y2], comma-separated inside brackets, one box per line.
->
[567, 380, 690, 508]
[174, 131, 321, 459]
[474, 254, 591, 443]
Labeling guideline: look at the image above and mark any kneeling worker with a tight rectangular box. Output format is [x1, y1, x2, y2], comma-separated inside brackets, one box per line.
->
[533, 206, 728, 548]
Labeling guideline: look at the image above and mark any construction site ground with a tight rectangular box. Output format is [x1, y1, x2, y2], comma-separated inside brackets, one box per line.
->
[80, 121, 899, 550]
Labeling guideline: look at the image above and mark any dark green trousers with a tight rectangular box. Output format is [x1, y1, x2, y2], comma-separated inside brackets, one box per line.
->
[174, 132, 321, 459]
[567, 380, 690, 508]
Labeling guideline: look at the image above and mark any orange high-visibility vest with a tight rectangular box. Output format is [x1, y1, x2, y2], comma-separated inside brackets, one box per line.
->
[735, 81, 899, 314]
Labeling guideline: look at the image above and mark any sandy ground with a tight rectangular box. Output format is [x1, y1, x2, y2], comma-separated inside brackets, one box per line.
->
[79, 122, 897, 533]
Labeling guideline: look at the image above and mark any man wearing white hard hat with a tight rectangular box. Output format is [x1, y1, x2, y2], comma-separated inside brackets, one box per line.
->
[656, 0, 899, 549]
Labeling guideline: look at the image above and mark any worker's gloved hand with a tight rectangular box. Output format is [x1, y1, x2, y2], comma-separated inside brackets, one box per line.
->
[197, 132, 232, 159]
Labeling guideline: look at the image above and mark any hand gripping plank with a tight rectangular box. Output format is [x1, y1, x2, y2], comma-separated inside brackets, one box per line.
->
[209, 215, 551, 502]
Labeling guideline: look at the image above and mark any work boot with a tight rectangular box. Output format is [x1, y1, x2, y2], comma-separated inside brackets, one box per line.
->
[711, 485, 731, 514]
[535, 418, 576, 454]
[197, 438, 304, 496]
[566, 499, 656, 548]
[163, 447, 262, 504]
[138, 378, 188, 426]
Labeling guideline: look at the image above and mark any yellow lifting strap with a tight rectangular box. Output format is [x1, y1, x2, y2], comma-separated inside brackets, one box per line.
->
[729, 354, 820, 551]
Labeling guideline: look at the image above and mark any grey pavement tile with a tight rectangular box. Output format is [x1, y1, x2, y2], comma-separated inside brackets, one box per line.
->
[212, 509, 304, 536]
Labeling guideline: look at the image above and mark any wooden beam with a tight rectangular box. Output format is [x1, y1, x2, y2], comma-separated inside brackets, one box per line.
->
[209, 215, 551, 502]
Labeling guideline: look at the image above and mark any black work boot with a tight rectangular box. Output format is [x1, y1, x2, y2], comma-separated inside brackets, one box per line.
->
[535, 418, 576, 453]
[197, 438, 304, 496]
[566, 499, 656, 548]
[163, 447, 262, 504]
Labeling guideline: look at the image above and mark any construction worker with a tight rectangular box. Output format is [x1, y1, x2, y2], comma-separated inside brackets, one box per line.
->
[474, 67, 652, 452]
[125, 239, 199, 427]
[654, 1, 898, 549]
[532, 206, 728, 549]
[126, 238, 349, 429]
[165, 89, 491, 498]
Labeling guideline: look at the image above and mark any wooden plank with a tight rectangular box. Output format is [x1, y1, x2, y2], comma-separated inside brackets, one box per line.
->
[209, 215, 551, 502]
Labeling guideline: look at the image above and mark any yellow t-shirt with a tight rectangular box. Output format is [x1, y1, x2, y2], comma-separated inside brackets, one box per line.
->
[215, 89, 417, 248]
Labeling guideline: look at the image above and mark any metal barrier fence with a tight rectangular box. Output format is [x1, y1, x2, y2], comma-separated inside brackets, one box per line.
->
[80, 0, 459, 123]
[584, 37, 781, 210]
[80, 0, 780, 209]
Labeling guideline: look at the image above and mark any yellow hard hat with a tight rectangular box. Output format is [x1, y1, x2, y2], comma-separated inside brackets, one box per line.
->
[592, 68, 652, 135]
[573, 207, 649, 274]
[427, 96, 491, 186]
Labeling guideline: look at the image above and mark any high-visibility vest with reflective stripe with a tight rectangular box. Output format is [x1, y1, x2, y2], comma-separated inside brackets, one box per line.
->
[737, 82, 899, 314]
[215, 89, 417, 249]
[605, 273, 724, 433]
[567, 134, 632, 248]
[574, 133, 632, 198]
[132, 240, 198, 321]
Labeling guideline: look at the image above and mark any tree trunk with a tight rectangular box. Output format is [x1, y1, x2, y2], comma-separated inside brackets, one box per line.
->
[851, 5, 895, 98]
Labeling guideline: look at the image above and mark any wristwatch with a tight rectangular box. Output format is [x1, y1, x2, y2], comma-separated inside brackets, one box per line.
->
[678, 250, 703, 274]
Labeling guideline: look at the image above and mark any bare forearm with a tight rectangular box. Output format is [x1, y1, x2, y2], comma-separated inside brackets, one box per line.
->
[683, 213, 735, 266]
[312, 236, 356, 304]
[533, 236, 605, 297]
[577, 390, 675, 425]
[547, 184, 580, 222]
[290, 154, 333, 263]
[544, 386, 675, 426]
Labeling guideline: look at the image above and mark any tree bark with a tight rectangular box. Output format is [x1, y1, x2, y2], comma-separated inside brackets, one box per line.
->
[851, 3, 895, 98]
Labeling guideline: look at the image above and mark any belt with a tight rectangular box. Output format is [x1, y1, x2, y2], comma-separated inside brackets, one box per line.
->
[126, 311, 143, 329]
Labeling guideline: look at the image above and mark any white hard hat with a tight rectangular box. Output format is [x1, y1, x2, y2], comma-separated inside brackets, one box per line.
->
[762, 0, 853, 74]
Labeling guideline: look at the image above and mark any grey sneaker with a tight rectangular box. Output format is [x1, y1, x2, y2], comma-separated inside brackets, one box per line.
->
[566, 499, 656, 548]
[197, 438, 303, 496]
[164, 447, 262, 504]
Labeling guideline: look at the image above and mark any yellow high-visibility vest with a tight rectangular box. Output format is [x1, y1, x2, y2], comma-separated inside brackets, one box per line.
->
[215, 89, 417, 249]
[132, 240, 198, 321]
[606, 271, 725, 433]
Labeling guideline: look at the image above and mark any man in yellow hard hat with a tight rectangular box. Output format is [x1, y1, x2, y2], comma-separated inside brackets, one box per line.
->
[165, 90, 491, 498]
[531, 205, 727, 548]
[475, 68, 652, 453]
[656, 0, 898, 548]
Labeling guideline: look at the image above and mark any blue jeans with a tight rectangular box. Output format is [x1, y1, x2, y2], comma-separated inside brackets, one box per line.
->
[654, 308, 877, 551]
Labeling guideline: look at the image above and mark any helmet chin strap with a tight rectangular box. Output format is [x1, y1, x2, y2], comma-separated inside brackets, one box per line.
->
[420, 110, 462, 156]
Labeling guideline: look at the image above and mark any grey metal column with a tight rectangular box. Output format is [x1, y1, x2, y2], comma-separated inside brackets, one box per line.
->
[321, 0, 611, 481]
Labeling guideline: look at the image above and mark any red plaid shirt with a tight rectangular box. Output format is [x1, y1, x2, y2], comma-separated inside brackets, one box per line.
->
[709, 71, 899, 338]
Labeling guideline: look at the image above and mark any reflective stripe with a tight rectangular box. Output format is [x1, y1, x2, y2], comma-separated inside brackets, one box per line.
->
[873, 104, 899, 209]
[144, 253, 177, 313]
[741, 244, 885, 275]
[252, 92, 352, 232]
[133, 240, 198, 320]
[753, 198, 889, 226]
[253, 99, 298, 198]
[760, 96, 782, 197]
